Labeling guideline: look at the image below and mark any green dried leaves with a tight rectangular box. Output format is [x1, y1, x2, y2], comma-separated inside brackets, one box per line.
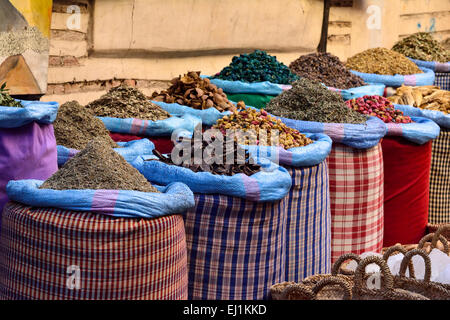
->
[0, 82, 23, 108]
[265, 78, 367, 124]
[392, 32, 450, 63]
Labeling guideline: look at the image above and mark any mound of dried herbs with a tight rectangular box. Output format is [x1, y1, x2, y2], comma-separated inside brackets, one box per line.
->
[151, 138, 261, 176]
[0, 83, 23, 108]
[346, 47, 423, 75]
[54, 101, 118, 150]
[212, 50, 299, 84]
[151, 71, 237, 112]
[289, 52, 366, 89]
[86, 85, 171, 120]
[392, 32, 450, 63]
[265, 78, 367, 124]
[40, 138, 158, 192]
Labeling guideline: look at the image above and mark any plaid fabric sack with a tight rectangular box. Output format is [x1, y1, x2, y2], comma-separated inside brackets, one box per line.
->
[0, 202, 188, 300]
[435, 72, 450, 91]
[184, 194, 286, 300]
[429, 128, 450, 224]
[284, 161, 331, 282]
[327, 143, 384, 263]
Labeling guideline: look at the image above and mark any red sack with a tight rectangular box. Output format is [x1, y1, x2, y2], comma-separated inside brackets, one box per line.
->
[382, 137, 432, 247]
[109, 133, 174, 154]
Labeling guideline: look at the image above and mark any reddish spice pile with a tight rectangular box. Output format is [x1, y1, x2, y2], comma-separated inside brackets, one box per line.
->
[346, 95, 413, 124]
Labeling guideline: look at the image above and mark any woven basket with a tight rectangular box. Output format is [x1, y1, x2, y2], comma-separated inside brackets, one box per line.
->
[352, 256, 429, 300]
[427, 224, 450, 243]
[270, 277, 352, 300]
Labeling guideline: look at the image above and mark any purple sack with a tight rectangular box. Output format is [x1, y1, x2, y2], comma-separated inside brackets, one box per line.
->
[0, 122, 58, 218]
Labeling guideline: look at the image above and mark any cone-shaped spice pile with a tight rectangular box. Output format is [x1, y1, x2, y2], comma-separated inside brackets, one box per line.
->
[40, 138, 158, 192]
[54, 100, 118, 150]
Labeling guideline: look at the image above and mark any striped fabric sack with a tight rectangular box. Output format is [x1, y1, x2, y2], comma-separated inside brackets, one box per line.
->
[429, 128, 450, 224]
[408, 58, 449, 73]
[327, 143, 384, 263]
[435, 72, 450, 91]
[284, 161, 331, 282]
[0, 202, 188, 300]
[327, 84, 386, 101]
[184, 194, 286, 300]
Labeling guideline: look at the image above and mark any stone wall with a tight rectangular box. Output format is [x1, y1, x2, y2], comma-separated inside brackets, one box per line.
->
[42, 0, 450, 104]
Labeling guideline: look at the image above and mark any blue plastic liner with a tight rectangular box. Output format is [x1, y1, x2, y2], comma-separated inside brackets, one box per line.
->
[327, 84, 386, 100]
[152, 100, 231, 126]
[349, 67, 435, 87]
[273, 115, 386, 149]
[131, 156, 292, 202]
[394, 104, 450, 129]
[98, 113, 202, 138]
[57, 138, 156, 166]
[408, 57, 450, 73]
[244, 133, 332, 167]
[6, 179, 195, 219]
[205, 75, 289, 95]
[384, 114, 440, 145]
[0, 100, 59, 128]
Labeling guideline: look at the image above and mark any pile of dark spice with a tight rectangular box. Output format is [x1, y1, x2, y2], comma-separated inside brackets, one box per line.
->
[346, 95, 413, 124]
[40, 138, 158, 192]
[212, 49, 299, 84]
[346, 47, 423, 75]
[151, 71, 237, 112]
[392, 32, 450, 63]
[53, 100, 118, 150]
[0, 83, 23, 107]
[289, 52, 366, 89]
[265, 78, 367, 124]
[151, 138, 261, 176]
[86, 85, 171, 120]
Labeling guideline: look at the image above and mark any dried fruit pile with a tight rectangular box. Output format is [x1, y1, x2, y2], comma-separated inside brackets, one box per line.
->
[86, 85, 171, 120]
[289, 52, 366, 89]
[0, 83, 23, 108]
[40, 138, 158, 192]
[212, 50, 299, 84]
[388, 85, 450, 114]
[346, 47, 423, 75]
[212, 108, 313, 149]
[265, 78, 367, 124]
[151, 71, 237, 112]
[54, 101, 118, 150]
[346, 95, 413, 123]
[392, 32, 450, 63]
[151, 139, 261, 176]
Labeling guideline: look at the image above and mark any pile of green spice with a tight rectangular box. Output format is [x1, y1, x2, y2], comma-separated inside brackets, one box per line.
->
[212, 50, 299, 84]
[346, 47, 423, 75]
[265, 78, 367, 124]
[392, 32, 450, 63]
[86, 85, 171, 120]
[0, 83, 23, 108]
[40, 138, 158, 192]
[289, 52, 366, 89]
[53, 101, 118, 150]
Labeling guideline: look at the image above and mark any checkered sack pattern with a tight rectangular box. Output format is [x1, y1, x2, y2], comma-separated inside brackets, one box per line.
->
[284, 161, 331, 282]
[184, 194, 286, 300]
[435, 73, 450, 91]
[327, 143, 384, 263]
[0, 202, 188, 300]
[429, 128, 450, 224]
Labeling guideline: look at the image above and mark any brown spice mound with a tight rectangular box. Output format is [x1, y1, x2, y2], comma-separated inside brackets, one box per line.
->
[346, 47, 423, 75]
[151, 71, 237, 112]
[54, 101, 118, 150]
[86, 85, 171, 120]
[40, 138, 158, 192]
